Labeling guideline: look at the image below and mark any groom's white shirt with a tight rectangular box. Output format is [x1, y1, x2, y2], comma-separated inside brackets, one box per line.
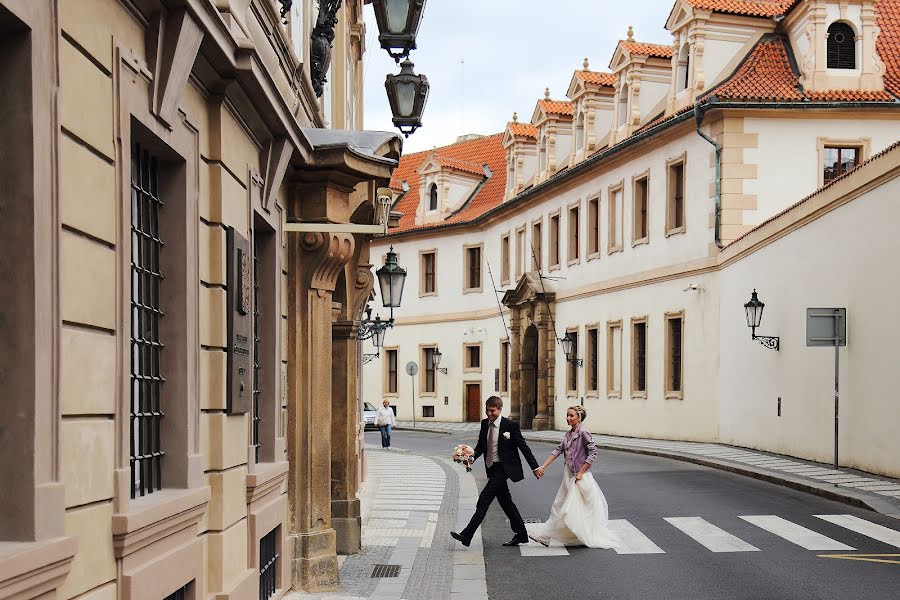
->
[487, 417, 501, 465]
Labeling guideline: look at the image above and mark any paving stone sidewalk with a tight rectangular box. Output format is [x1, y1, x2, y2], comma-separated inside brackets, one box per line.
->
[395, 421, 900, 519]
[285, 446, 487, 600]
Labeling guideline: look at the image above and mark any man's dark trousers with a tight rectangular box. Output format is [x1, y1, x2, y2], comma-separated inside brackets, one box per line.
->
[460, 463, 527, 539]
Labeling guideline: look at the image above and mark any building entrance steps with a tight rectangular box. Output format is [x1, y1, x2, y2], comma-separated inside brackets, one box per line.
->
[394, 421, 900, 521]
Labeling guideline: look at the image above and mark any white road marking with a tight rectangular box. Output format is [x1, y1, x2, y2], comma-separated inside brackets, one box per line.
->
[815, 515, 900, 548]
[665, 517, 760, 552]
[519, 525, 570, 556]
[608, 519, 665, 554]
[739, 515, 855, 550]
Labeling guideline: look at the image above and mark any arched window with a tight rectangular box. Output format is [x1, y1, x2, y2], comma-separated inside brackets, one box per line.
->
[677, 44, 690, 92]
[428, 183, 437, 211]
[827, 22, 856, 69]
[618, 84, 629, 126]
[575, 112, 585, 151]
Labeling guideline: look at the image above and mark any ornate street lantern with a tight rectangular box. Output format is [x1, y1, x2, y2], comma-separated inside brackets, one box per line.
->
[376, 246, 407, 310]
[744, 289, 779, 350]
[371, 0, 428, 62]
[385, 59, 430, 137]
[559, 332, 582, 366]
[432, 348, 442, 367]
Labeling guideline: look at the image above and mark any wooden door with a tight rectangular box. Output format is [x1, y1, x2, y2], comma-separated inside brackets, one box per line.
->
[465, 384, 481, 422]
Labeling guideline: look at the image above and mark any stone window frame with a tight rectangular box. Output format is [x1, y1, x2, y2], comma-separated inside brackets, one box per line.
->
[419, 344, 438, 396]
[500, 233, 511, 285]
[816, 137, 870, 188]
[587, 194, 601, 259]
[463, 342, 483, 374]
[515, 225, 527, 279]
[665, 153, 687, 237]
[463, 242, 483, 293]
[111, 36, 209, 600]
[585, 323, 601, 396]
[383, 347, 399, 397]
[565, 326, 579, 395]
[607, 180, 624, 254]
[499, 338, 510, 395]
[664, 311, 685, 400]
[427, 182, 438, 212]
[531, 217, 543, 271]
[676, 43, 691, 94]
[826, 21, 858, 71]
[631, 170, 650, 247]
[567, 200, 581, 266]
[606, 320, 623, 399]
[630, 316, 649, 399]
[549, 210, 561, 270]
[419, 248, 437, 297]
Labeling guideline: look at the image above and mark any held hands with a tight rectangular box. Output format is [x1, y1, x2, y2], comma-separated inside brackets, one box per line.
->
[533, 466, 545, 479]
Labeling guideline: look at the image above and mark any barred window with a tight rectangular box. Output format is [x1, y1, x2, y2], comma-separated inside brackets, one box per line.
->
[666, 315, 683, 394]
[259, 527, 279, 600]
[252, 234, 261, 463]
[632, 319, 647, 394]
[130, 142, 165, 498]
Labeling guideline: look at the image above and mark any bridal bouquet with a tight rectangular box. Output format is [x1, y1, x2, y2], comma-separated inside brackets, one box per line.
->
[452, 444, 475, 472]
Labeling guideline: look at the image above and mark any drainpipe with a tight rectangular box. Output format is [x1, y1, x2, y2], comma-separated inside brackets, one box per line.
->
[694, 102, 725, 249]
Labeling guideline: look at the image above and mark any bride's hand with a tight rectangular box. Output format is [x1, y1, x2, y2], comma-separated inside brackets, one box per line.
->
[575, 472, 583, 482]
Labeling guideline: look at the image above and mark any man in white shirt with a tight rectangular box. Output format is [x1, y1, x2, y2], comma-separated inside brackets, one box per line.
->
[451, 396, 542, 547]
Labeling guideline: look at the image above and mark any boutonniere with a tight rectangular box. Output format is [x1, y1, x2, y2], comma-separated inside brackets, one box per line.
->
[502, 432, 511, 440]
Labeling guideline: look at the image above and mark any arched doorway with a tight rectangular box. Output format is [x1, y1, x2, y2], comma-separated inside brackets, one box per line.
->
[521, 325, 538, 427]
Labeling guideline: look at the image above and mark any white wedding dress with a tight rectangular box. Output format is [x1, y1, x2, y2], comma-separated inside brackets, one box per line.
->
[529, 465, 619, 548]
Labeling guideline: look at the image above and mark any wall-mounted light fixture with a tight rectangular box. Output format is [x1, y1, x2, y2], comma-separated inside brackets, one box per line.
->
[559, 332, 583, 367]
[432, 348, 448, 375]
[744, 289, 780, 351]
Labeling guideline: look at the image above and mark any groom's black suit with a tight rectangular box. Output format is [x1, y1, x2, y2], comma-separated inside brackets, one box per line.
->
[459, 416, 540, 541]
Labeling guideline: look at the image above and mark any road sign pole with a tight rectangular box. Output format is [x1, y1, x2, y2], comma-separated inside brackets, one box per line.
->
[834, 315, 840, 470]
[411, 373, 416, 429]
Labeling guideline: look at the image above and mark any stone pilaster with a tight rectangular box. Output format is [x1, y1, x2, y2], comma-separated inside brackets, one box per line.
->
[508, 308, 522, 422]
[331, 319, 361, 555]
[532, 306, 551, 431]
[286, 230, 355, 592]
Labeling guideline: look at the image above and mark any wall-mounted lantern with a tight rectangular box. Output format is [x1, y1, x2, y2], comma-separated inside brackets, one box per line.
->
[385, 59, 430, 137]
[559, 332, 583, 367]
[744, 289, 780, 351]
[432, 347, 448, 374]
[360, 247, 407, 363]
[371, 0, 428, 62]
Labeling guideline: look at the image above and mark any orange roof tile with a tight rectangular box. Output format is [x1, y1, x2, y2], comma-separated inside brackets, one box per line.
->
[537, 99, 575, 117]
[433, 155, 486, 176]
[574, 70, 617, 86]
[387, 134, 507, 233]
[876, 0, 900, 97]
[683, 0, 798, 18]
[619, 40, 674, 59]
[507, 122, 538, 138]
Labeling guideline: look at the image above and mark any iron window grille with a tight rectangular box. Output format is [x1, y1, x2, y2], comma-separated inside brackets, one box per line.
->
[130, 142, 165, 498]
[634, 322, 647, 392]
[252, 236, 261, 463]
[669, 318, 682, 392]
[259, 527, 279, 600]
[827, 22, 856, 70]
[164, 584, 189, 600]
[422, 405, 435, 418]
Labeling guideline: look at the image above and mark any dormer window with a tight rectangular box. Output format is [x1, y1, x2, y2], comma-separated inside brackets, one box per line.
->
[539, 136, 547, 172]
[676, 44, 690, 92]
[827, 22, 856, 70]
[617, 84, 629, 126]
[428, 182, 438, 211]
[575, 112, 585, 151]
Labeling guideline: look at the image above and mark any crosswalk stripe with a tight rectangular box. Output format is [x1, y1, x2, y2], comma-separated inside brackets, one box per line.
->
[609, 519, 665, 554]
[739, 515, 855, 550]
[664, 517, 760, 552]
[521, 524, 570, 556]
[815, 515, 900, 548]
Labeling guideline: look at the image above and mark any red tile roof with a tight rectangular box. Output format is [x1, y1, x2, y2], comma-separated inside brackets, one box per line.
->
[432, 155, 486, 176]
[682, 0, 798, 18]
[619, 40, 674, 59]
[507, 122, 538, 139]
[574, 70, 617, 86]
[537, 99, 575, 117]
[388, 134, 507, 233]
[876, 0, 900, 97]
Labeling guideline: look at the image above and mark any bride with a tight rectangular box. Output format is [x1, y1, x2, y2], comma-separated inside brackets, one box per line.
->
[529, 406, 619, 548]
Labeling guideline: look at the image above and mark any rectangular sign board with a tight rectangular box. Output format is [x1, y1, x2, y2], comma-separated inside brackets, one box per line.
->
[226, 226, 252, 414]
[806, 308, 847, 347]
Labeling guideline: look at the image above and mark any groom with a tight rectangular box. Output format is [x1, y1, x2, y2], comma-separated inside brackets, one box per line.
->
[451, 396, 542, 547]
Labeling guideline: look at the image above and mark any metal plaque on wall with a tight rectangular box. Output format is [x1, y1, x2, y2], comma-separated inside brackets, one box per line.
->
[226, 226, 251, 415]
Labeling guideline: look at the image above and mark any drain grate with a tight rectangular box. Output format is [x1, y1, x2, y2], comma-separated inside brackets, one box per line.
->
[370, 564, 401, 578]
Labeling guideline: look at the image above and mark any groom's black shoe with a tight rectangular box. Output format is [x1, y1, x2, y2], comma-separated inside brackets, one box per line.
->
[502, 534, 529, 546]
[450, 531, 471, 547]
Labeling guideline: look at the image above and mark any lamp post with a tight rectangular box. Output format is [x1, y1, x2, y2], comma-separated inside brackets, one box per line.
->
[371, 0, 428, 62]
[385, 59, 430, 137]
[560, 332, 583, 367]
[744, 289, 780, 350]
[359, 247, 408, 357]
[432, 348, 447, 375]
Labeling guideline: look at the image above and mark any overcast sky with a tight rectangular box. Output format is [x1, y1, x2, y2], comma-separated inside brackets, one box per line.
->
[361, 0, 676, 153]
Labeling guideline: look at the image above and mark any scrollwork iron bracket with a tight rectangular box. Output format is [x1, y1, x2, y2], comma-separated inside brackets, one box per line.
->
[310, 0, 343, 97]
[753, 334, 780, 351]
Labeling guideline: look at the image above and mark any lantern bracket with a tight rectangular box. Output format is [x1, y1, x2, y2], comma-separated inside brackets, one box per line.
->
[751, 330, 781, 351]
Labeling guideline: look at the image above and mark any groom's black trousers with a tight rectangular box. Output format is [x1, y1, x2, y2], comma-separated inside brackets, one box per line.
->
[461, 464, 527, 539]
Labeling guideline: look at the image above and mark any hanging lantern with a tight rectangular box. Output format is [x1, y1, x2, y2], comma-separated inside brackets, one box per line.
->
[372, 0, 428, 62]
[385, 59, 430, 137]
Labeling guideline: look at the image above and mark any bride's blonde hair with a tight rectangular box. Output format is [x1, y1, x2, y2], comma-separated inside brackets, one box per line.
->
[567, 405, 587, 423]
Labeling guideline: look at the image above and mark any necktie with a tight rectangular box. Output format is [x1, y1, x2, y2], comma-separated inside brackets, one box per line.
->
[486, 424, 495, 468]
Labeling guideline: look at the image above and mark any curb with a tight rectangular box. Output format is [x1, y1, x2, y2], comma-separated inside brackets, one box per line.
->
[393, 426, 453, 435]
[520, 433, 900, 522]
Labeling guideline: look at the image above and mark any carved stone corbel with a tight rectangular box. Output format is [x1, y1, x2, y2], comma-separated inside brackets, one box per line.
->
[300, 232, 356, 292]
[148, 9, 204, 128]
[262, 138, 293, 211]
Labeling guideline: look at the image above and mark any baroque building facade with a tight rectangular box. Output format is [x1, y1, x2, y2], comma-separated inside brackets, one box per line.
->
[1, 1, 400, 599]
[364, 0, 900, 480]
